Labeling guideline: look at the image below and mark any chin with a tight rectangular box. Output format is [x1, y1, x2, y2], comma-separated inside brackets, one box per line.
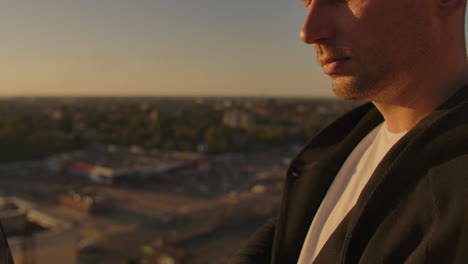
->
[331, 76, 377, 102]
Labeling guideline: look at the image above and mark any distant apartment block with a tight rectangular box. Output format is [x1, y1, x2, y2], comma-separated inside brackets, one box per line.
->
[222, 109, 255, 129]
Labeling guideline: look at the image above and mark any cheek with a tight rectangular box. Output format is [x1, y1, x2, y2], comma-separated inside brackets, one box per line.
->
[354, 1, 420, 58]
[353, 0, 414, 36]
[347, 0, 372, 18]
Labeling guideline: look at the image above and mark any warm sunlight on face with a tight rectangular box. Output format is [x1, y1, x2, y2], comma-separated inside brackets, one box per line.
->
[300, 0, 436, 102]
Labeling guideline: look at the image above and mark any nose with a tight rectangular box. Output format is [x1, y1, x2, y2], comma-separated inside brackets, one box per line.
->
[300, 2, 336, 44]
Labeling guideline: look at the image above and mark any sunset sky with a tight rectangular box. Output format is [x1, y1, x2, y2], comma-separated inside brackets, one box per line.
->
[1, 0, 467, 97]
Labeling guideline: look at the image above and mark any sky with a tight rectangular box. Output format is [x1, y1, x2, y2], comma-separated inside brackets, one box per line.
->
[0, 1, 467, 98]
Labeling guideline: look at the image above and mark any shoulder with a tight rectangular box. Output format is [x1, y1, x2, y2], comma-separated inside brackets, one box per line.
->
[427, 153, 468, 214]
[423, 105, 468, 214]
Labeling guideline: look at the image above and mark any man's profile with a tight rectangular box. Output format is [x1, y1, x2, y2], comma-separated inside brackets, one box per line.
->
[230, 0, 468, 263]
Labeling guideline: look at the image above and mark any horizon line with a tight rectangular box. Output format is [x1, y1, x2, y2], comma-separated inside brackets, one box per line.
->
[0, 93, 337, 100]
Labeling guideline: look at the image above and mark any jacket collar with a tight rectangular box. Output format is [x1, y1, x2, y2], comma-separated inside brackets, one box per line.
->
[343, 85, 468, 262]
[273, 85, 468, 263]
[272, 103, 383, 263]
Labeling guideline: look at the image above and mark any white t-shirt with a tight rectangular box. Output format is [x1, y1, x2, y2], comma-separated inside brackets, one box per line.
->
[297, 122, 407, 264]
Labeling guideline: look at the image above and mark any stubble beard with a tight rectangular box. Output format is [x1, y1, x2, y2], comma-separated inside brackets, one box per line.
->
[329, 52, 403, 103]
[331, 74, 384, 102]
[316, 46, 389, 102]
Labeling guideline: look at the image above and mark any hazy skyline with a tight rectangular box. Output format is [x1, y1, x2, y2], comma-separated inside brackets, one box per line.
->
[1, 1, 467, 98]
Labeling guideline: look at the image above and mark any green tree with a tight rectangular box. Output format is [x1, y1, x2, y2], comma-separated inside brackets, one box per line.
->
[203, 125, 229, 153]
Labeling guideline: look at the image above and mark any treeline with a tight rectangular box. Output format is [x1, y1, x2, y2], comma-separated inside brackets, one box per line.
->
[0, 101, 347, 163]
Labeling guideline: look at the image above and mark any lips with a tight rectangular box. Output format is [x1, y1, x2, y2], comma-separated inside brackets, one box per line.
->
[319, 57, 351, 75]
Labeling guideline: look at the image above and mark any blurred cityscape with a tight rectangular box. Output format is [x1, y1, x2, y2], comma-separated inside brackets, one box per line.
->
[0, 96, 359, 264]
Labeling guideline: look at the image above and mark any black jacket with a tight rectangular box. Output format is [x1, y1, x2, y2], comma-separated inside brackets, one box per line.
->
[230, 87, 468, 264]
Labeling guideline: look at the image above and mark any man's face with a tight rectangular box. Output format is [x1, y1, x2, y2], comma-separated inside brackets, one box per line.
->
[301, 0, 435, 101]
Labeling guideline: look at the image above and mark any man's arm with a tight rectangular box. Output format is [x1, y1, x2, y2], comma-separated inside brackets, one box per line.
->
[228, 217, 276, 264]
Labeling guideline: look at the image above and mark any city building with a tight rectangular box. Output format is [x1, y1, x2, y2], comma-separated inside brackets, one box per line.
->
[59, 161, 115, 184]
[222, 109, 255, 129]
[0, 197, 78, 264]
[59, 189, 112, 215]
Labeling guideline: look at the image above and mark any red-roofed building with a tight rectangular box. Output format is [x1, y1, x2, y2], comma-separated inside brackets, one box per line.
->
[59, 161, 114, 184]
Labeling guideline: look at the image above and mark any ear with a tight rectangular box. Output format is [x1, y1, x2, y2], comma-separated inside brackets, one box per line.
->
[436, 0, 466, 17]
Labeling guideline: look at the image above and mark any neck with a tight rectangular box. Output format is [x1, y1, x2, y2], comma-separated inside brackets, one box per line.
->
[372, 63, 468, 133]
